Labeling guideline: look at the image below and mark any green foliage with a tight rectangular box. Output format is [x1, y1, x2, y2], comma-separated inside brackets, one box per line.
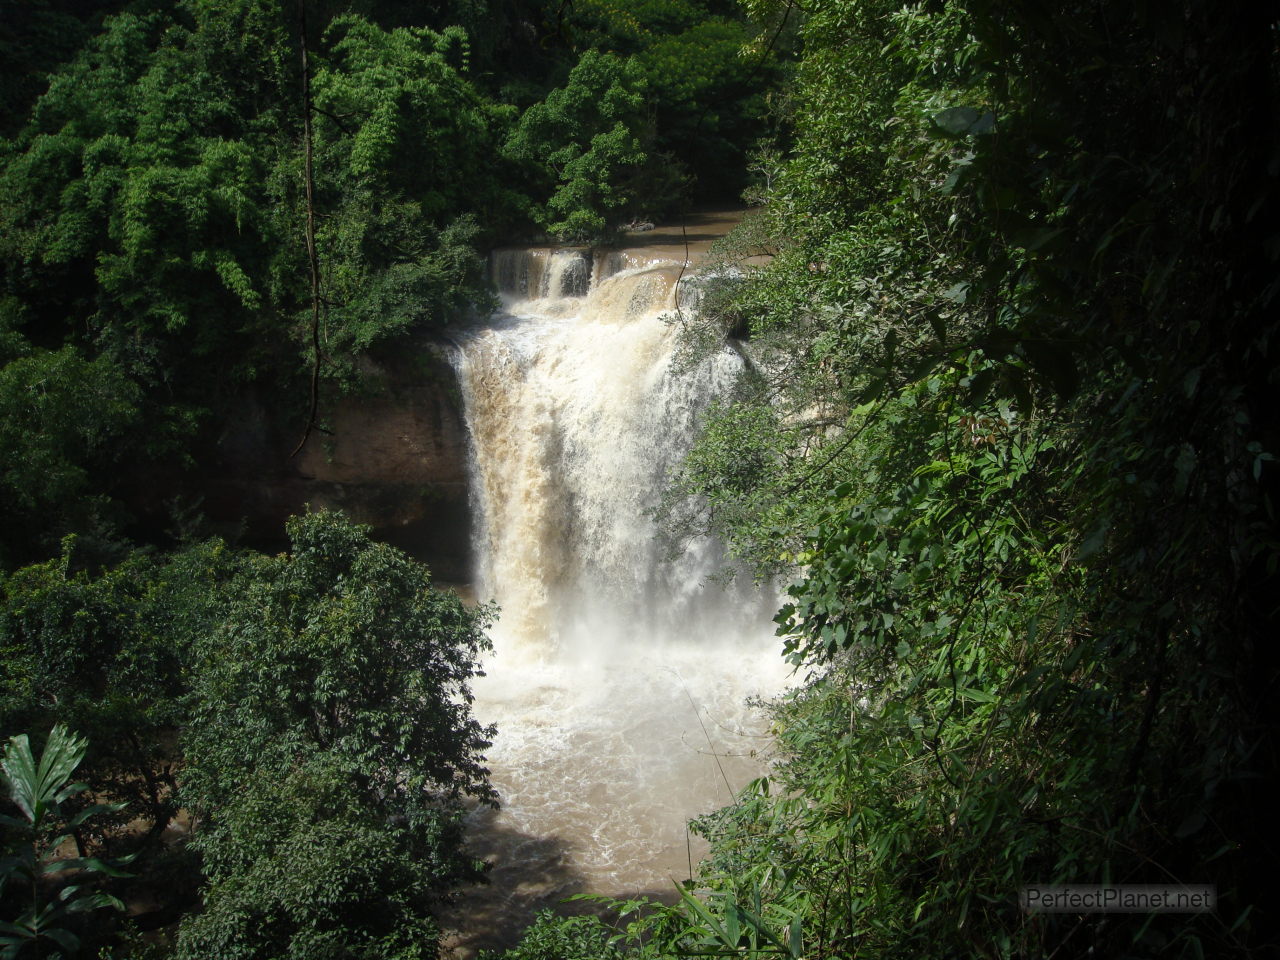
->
[1, 0, 505, 370]
[309, 14, 513, 363]
[0, 1, 542, 563]
[0, 518, 498, 956]
[175, 511, 496, 959]
[0, 4, 293, 561]
[641, 0, 1279, 958]
[1, 6, 281, 346]
[0, 347, 140, 566]
[559, 0, 787, 202]
[0, 725, 131, 959]
[316, 17, 496, 199]
[478, 910, 624, 960]
[504, 51, 649, 240]
[0, 0, 111, 138]
[0, 539, 232, 849]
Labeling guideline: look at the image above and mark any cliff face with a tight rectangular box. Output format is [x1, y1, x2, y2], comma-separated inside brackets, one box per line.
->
[204, 347, 472, 583]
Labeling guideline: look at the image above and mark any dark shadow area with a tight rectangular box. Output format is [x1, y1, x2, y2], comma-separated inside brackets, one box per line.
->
[441, 806, 682, 958]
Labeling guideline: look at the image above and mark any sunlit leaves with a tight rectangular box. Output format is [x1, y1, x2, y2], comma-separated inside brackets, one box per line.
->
[316, 17, 498, 198]
[504, 50, 648, 240]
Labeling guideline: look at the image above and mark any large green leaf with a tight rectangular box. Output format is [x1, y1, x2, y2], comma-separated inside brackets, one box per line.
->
[0, 726, 87, 827]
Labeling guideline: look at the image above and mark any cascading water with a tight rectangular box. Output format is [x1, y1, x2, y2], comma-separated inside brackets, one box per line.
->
[445, 243, 786, 954]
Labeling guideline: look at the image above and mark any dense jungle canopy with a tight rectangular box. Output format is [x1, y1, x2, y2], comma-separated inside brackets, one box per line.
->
[0, 0, 1276, 957]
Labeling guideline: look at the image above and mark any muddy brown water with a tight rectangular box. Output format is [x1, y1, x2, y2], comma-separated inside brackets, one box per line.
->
[440, 208, 787, 955]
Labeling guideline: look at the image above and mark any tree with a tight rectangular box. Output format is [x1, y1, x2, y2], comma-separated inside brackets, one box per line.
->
[0, 538, 238, 952]
[176, 511, 496, 959]
[0, 347, 140, 567]
[503, 50, 649, 240]
[555, 0, 789, 204]
[0, 2, 520, 562]
[478, 910, 624, 960]
[307, 13, 512, 364]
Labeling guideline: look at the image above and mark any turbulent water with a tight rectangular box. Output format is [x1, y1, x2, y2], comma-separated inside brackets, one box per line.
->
[445, 245, 786, 954]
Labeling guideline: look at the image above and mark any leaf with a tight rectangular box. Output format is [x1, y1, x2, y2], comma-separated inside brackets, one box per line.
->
[858, 375, 886, 403]
[1182, 366, 1201, 397]
[39, 927, 80, 955]
[0, 735, 38, 823]
[969, 110, 996, 134]
[1230, 905, 1254, 933]
[53, 781, 89, 805]
[1173, 442, 1197, 496]
[0, 856, 28, 885]
[1175, 812, 1207, 838]
[1010, 227, 1065, 253]
[1, 726, 88, 828]
[941, 161, 972, 196]
[932, 106, 980, 136]
[723, 900, 740, 946]
[1077, 520, 1109, 560]
[927, 310, 947, 344]
[967, 368, 996, 406]
[788, 915, 803, 958]
[66, 801, 126, 828]
[64, 891, 125, 913]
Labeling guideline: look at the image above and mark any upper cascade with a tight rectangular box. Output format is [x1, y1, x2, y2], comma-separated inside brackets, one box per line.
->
[488, 246, 698, 313]
[487, 209, 758, 310]
[490, 248, 593, 300]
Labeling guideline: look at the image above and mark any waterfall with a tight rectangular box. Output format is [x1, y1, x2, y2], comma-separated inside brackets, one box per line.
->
[445, 245, 785, 952]
[456, 253, 765, 654]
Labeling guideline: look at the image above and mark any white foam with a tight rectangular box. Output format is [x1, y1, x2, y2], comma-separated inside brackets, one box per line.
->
[449, 248, 787, 901]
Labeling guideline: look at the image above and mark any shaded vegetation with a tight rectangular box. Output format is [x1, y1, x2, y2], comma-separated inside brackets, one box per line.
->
[176, 512, 495, 958]
[516, 0, 1279, 958]
[0, 725, 132, 958]
[1, 514, 492, 956]
[2, 0, 1276, 957]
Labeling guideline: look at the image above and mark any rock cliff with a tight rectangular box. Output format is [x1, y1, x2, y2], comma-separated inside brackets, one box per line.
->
[203, 346, 472, 583]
